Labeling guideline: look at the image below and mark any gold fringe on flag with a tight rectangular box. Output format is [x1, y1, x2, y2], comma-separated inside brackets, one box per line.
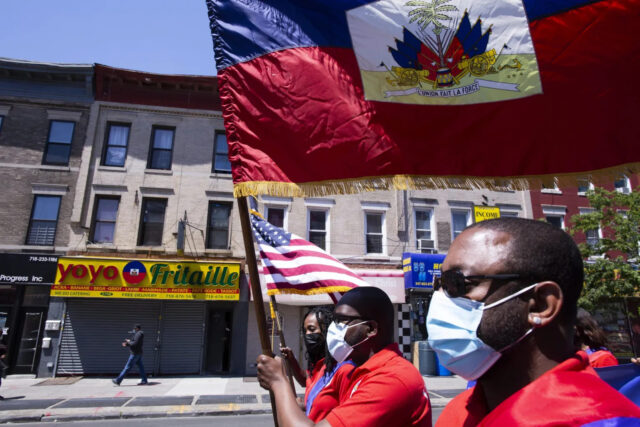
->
[233, 162, 640, 198]
[266, 286, 357, 296]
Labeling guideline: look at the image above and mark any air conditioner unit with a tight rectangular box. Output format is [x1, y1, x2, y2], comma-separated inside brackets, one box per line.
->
[418, 239, 436, 254]
[622, 187, 631, 194]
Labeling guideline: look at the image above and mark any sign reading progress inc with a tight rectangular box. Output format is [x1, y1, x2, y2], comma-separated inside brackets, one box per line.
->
[0, 253, 58, 285]
[52, 257, 240, 301]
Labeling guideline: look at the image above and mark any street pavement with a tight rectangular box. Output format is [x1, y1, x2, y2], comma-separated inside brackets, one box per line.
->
[0, 374, 467, 423]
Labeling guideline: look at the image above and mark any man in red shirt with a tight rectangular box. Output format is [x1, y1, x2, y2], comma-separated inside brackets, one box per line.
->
[257, 287, 432, 426]
[431, 218, 640, 426]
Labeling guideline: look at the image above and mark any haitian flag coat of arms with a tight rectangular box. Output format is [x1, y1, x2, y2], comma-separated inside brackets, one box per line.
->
[207, 0, 640, 197]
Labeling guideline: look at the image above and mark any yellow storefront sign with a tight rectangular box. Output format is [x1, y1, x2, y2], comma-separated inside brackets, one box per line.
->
[51, 257, 240, 301]
[474, 206, 501, 223]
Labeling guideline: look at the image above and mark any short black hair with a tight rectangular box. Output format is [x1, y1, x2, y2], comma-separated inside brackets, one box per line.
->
[337, 287, 394, 345]
[134, 323, 142, 329]
[468, 217, 583, 323]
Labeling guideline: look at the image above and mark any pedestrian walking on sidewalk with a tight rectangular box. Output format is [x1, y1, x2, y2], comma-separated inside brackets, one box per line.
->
[112, 323, 147, 386]
[0, 343, 7, 399]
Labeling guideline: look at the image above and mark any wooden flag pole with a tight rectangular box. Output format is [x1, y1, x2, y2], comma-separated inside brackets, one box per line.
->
[237, 196, 280, 426]
[270, 295, 297, 395]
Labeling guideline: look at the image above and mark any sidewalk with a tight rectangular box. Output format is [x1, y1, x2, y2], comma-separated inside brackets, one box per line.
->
[0, 374, 467, 423]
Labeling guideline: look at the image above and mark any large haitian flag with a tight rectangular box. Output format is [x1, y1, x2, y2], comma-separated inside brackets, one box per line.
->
[207, 0, 640, 197]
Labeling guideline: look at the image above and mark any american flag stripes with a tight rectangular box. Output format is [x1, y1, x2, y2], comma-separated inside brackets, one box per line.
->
[250, 211, 367, 296]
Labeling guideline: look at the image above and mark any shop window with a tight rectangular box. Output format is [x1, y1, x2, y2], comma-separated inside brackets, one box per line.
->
[147, 126, 174, 170]
[212, 132, 231, 173]
[91, 196, 120, 244]
[266, 206, 286, 228]
[451, 209, 470, 240]
[26, 195, 61, 246]
[207, 201, 232, 249]
[308, 209, 328, 250]
[43, 120, 74, 165]
[138, 198, 167, 246]
[101, 123, 130, 167]
[365, 212, 384, 254]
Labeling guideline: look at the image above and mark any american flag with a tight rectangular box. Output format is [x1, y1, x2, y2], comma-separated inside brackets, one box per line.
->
[250, 211, 367, 298]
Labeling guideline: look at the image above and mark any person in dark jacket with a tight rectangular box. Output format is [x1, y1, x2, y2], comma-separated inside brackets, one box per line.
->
[112, 324, 147, 385]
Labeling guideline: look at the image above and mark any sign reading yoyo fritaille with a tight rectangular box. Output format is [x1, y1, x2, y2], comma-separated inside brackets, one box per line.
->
[52, 258, 240, 301]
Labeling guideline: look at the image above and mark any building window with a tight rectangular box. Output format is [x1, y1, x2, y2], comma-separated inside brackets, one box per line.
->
[26, 195, 61, 246]
[0, 115, 4, 133]
[102, 123, 130, 167]
[577, 179, 593, 196]
[545, 215, 564, 229]
[138, 198, 167, 246]
[43, 120, 74, 165]
[207, 201, 232, 249]
[615, 176, 631, 194]
[365, 212, 384, 254]
[579, 208, 600, 247]
[147, 127, 174, 170]
[266, 206, 286, 228]
[415, 209, 434, 251]
[541, 181, 561, 194]
[451, 209, 470, 240]
[212, 132, 232, 173]
[91, 196, 120, 243]
[308, 209, 328, 250]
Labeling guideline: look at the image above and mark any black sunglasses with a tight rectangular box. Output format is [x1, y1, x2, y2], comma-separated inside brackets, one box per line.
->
[434, 270, 520, 298]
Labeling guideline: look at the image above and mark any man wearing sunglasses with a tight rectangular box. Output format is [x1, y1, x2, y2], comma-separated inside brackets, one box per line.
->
[257, 287, 432, 426]
[431, 217, 640, 426]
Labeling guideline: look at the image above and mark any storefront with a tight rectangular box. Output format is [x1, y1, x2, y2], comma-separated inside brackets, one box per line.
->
[0, 253, 58, 375]
[400, 253, 445, 363]
[39, 257, 249, 377]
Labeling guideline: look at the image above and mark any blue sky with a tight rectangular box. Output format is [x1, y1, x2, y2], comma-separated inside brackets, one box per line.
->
[0, 0, 217, 76]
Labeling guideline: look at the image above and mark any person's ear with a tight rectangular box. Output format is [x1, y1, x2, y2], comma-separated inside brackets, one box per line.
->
[527, 281, 563, 328]
[366, 320, 379, 338]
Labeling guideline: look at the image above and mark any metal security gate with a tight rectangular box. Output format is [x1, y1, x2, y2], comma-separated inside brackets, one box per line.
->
[56, 299, 206, 376]
[158, 301, 205, 375]
[57, 299, 160, 375]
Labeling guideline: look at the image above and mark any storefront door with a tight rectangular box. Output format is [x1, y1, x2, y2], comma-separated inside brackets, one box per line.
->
[205, 309, 232, 374]
[13, 309, 44, 373]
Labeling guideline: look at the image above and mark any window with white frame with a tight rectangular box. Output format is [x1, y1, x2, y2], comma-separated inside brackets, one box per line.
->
[147, 126, 175, 170]
[543, 206, 566, 229]
[365, 212, 384, 254]
[207, 201, 232, 249]
[451, 209, 471, 240]
[26, 195, 61, 246]
[91, 196, 120, 243]
[308, 209, 328, 250]
[577, 179, 594, 196]
[579, 208, 601, 247]
[138, 198, 167, 246]
[614, 175, 631, 194]
[101, 123, 130, 167]
[212, 132, 232, 173]
[499, 210, 519, 218]
[414, 209, 434, 251]
[266, 206, 286, 228]
[541, 180, 561, 194]
[43, 120, 75, 165]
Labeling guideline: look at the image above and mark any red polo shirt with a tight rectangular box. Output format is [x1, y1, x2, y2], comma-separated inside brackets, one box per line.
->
[325, 344, 432, 427]
[436, 351, 640, 427]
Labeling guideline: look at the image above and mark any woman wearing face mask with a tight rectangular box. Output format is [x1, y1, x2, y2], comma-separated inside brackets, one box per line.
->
[280, 306, 355, 422]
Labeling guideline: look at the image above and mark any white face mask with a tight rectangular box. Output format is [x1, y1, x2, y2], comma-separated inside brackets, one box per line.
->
[426, 283, 538, 380]
[326, 320, 369, 364]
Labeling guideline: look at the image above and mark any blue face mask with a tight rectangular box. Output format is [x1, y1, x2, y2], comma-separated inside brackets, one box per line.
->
[426, 283, 537, 380]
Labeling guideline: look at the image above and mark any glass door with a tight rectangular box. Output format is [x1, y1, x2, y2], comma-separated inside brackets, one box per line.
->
[14, 311, 44, 373]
